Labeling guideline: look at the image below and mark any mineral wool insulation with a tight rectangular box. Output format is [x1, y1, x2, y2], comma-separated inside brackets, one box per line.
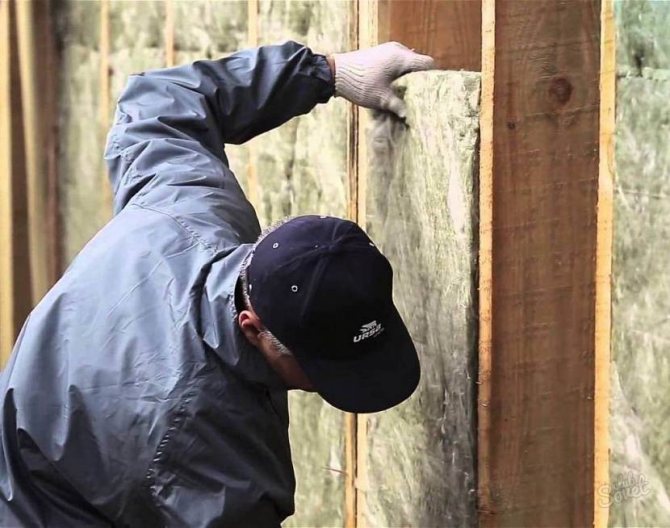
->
[361, 71, 480, 527]
[610, 1, 670, 526]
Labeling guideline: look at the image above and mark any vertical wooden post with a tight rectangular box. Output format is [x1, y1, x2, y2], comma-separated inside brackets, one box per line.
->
[352, 2, 379, 525]
[477, 0, 608, 525]
[0, 0, 16, 365]
[381, 0, 481, 71]
[16, 0, 60, 303]
[0, 0, 32, 366]
[477, 0, 495, 520]
[595, 0, 614, 525]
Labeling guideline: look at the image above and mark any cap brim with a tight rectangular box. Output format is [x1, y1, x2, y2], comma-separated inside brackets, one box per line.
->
[294, 306, 420, 413]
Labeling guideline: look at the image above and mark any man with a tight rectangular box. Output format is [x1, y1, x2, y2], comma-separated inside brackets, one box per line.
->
[0, 41, 433, 526]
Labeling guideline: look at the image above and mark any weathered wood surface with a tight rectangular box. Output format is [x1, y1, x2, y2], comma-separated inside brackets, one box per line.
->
[360, 71, 480, 527]
[611, 2, 670, 524]
[477, 1, 603, 526]
[379, 0, 481, 71]
[0, 0, 32, 365]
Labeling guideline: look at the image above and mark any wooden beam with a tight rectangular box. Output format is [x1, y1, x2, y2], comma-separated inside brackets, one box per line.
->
[477, 0, 495, 519]
[354, 2, 379, 525]
[16, 0, 60, 302]
[0, 0, 32, 366]
[594, 0, 614, 525]
[379, 0, 482, 71]
[477, 0, 605, 525]
[0, 0, 15, 365]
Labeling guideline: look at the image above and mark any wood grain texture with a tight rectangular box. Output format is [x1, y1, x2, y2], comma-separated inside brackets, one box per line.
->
[362, 71, 480, 527]
[477, 0, 495, 520]
[15, 0, 61, 302]
[354, 3, 377, 525]
[0, 0, 16, 365]
[478, 0, 602, 525]
[594, 1, 613, 526]
[380, 0, 482, 71]
[0, 0, 33, 366]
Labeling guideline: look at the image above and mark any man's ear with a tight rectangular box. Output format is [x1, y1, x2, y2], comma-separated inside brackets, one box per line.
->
[238, 309, 263, 347]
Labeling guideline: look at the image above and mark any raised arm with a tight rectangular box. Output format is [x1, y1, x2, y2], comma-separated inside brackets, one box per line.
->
[105, 41, 333, 212]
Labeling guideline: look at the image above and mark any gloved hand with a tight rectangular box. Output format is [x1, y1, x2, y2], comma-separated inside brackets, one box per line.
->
[332, 42, 435, 119]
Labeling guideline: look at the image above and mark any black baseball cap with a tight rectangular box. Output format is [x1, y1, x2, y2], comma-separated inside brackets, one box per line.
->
[247, 215, 420, 413]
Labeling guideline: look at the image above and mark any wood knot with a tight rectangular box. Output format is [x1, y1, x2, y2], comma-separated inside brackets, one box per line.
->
[548, 77, 573, 105]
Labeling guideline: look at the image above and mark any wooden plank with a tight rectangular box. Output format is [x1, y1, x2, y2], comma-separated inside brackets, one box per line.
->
[345, 3, 360, 527]
[16, 0, 60, 302]
[477, 0, 603, 525]
[0, 0, 32, 366]
[354, 2, 378, 525]
[477, 0, 495, 520]
[0, 0, 15, 365]
[35, 0, 62, 283]
[594, 1, 613, 526]
[379, 0, 481, 71]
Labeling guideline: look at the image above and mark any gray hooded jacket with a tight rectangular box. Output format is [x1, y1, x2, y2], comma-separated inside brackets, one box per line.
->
[0, 41, 334, 527]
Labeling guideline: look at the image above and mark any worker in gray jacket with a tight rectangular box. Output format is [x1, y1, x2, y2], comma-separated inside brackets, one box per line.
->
[0, 41, 433, 527]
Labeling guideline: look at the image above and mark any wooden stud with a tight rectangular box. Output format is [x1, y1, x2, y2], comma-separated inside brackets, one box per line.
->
[594, 0, 614, 525]
[16, 0, 55, 303]
[345, 3, 361, 527]
[0, 0, 32, 366]
[353, 2, 380, 526]
[0, 0, 15, 366]
[477, 0, 495, 520]
[38, 0, 62, 283]
[380, 0, 481, 71]
[477, 0, 603, 525]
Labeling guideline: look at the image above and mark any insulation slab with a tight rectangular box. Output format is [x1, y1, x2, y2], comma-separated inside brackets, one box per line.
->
[56, 0, 105, 264]
[251, 3, 352, 525]
[362, 70, 480, 527]
[611, 2, 670, 523]
[172, 1, 250, 195]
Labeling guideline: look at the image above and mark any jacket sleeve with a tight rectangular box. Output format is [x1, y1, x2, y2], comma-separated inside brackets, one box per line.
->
[104, 41, 334, 213]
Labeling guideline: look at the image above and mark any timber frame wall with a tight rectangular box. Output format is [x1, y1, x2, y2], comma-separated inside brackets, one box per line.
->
[0, 1, 614, 526]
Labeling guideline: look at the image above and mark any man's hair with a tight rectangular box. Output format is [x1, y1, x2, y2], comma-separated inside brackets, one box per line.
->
[239, 217, 293, 356]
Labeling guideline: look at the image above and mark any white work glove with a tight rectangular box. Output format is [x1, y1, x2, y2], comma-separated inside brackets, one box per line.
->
[332, 42, 435, 119]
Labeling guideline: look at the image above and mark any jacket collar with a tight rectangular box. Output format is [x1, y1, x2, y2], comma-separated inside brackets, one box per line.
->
[200, 244, 287, 390]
